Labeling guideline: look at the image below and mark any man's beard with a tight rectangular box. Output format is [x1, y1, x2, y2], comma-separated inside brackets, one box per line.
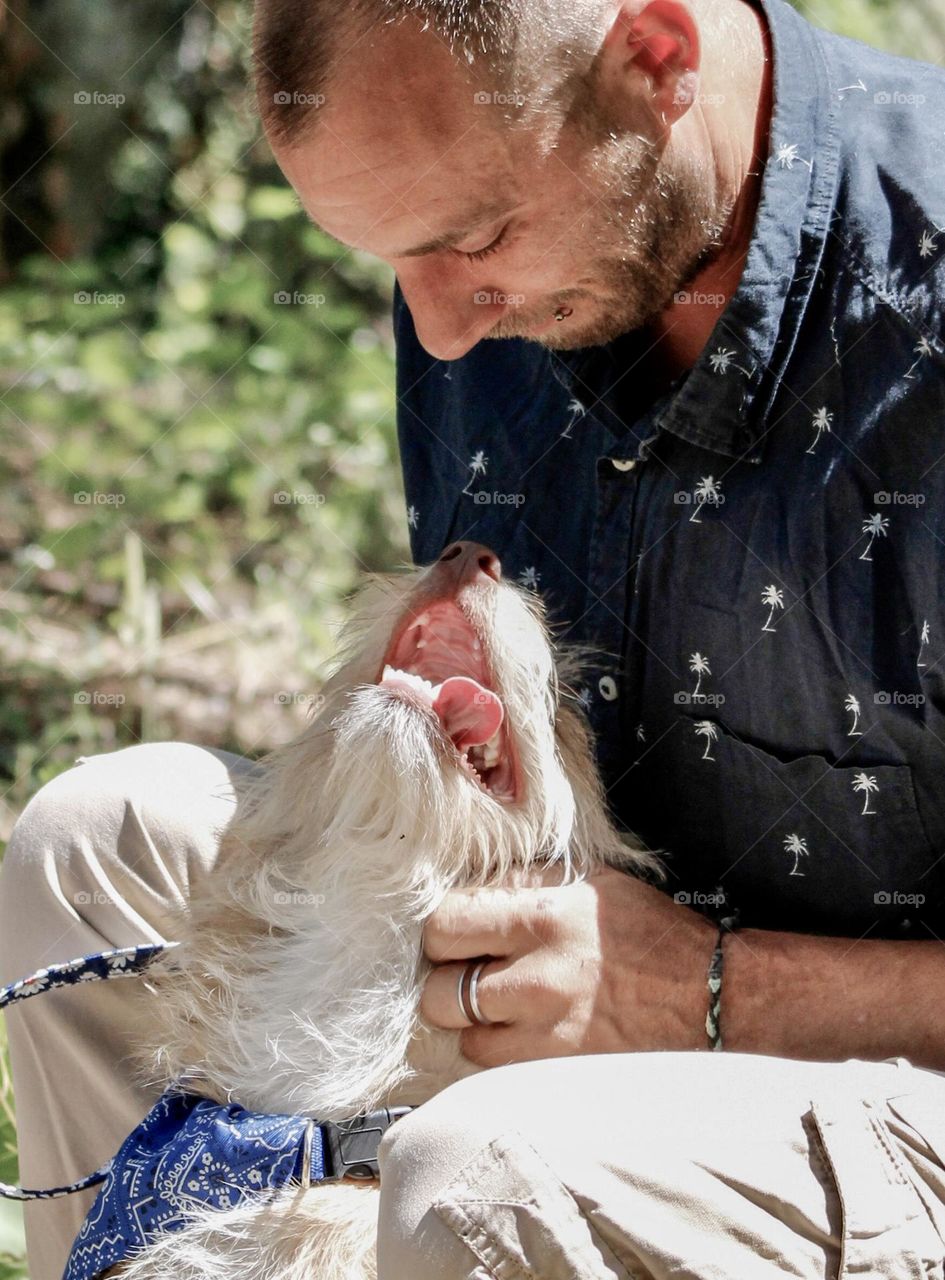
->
[489, 130, 732, 351]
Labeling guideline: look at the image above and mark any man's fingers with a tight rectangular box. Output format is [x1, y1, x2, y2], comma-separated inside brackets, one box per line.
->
[422, 883, 563, 962]
[460, 1022, 551, 1070]
[423, 887, 519, 962]
[420, 958, 511, 1029]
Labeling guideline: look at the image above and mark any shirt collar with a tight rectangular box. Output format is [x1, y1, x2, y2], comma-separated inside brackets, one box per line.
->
[553, 0, 842, 462]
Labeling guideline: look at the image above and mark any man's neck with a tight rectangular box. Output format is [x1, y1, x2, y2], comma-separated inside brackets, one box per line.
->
[647, 1, 774, 383]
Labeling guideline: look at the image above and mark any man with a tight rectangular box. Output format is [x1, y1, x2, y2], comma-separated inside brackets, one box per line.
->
[3, 0, 945, 1276]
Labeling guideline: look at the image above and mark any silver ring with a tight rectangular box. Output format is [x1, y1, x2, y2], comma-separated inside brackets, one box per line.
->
[467, 961, 491, 1025]
[457, 959, 493, 1026]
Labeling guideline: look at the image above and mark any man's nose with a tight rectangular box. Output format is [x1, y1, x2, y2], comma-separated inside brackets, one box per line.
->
[434, 541, 502, 588]
[395, 270, 500, 362]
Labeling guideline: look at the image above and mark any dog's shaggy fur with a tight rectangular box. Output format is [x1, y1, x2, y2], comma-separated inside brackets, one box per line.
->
[115, 550, 660, 1280]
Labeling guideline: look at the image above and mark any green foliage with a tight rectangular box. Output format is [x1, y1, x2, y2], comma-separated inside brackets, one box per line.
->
[0, 2, 408, 808]
[792, 0, 943, 57]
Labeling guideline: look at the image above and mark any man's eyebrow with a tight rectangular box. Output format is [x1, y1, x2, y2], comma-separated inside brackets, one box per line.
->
[391, 200, 516, 258]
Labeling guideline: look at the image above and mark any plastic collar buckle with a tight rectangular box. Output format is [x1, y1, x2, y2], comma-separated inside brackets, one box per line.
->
[323, 1106, 413, 1181]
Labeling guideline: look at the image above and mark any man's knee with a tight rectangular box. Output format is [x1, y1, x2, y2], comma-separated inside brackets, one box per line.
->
[0, 742, 252, 976]
[376, 1065, 574, 1280]
[376, 1075, 504, 1280]
[377, 1057, 619, 1214]
[376, 1064, 639, 1280]
[379, 1073, 502, 1196]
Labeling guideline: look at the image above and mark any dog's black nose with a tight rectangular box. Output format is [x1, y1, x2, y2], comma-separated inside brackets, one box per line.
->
[436, 541, 502, 585]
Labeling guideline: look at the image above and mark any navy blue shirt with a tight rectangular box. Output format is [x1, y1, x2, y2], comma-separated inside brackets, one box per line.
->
[394, 0, 945, 938]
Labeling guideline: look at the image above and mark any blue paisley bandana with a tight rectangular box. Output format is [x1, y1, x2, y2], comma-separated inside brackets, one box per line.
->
[64, 1090, 320, 1280]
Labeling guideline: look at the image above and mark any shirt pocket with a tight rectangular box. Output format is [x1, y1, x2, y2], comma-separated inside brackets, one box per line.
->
[707, 721, 935, 935]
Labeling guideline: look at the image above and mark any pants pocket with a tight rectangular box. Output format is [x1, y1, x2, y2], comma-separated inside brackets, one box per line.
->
[811, 1091, 944, 1278]
[432, 1128, 632, 1280]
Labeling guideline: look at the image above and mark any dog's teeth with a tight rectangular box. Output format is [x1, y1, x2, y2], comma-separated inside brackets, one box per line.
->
[415, 638, 427, 648]
[469, 736, 501, 768]
[382, 666, 437, 699]
[465, 726, 502, 770]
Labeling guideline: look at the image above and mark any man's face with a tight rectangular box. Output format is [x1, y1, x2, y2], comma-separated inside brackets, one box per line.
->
[272, 17, 726, 360]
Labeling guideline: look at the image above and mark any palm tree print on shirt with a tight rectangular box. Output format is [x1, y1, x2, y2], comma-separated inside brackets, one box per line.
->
[689, 652, 711, 696]
[709, 348, 751, 377]
[919, 620, 930, 668]
[775, 143, 813, 171]
[689, 477, 722, 524]
[694, 720, 718, 761]
[560, 398, 585, 439]
[461, 451, 488, 494]
[918, 228, 940, 260]
[845, 694, 862, 737]
[905, 337, 933, 381]
[518, 566, 539, 591]
[406, 505, 419, 530]
[853, 772, 879, 815]
[859, 513, 889, 562]
[761, 585, 784, 633]
[784, 833, 809, 876]
[807, 407, 834, 454]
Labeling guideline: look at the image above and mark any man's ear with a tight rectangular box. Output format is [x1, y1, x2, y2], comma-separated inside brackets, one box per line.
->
[600, 0, 701, 140]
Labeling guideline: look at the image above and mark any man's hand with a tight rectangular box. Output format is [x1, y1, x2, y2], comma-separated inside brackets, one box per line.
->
[420, 866, 717, 1066]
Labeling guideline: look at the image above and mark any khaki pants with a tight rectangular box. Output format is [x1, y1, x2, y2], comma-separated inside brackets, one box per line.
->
[2, 745, 945, 1280]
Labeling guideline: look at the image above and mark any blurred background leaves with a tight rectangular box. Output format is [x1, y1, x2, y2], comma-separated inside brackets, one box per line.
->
[0, 0, 408, 834]
[0, 0, 943, 1275]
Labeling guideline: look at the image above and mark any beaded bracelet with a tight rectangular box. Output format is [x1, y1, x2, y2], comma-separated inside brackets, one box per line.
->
[705, 904, 740, 1051]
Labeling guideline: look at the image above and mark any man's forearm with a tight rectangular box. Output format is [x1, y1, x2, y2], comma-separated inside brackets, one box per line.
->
[724, 926, 945, 1070]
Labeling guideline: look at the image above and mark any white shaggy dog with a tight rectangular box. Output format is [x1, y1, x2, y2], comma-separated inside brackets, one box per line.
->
[114, 541, 660, 1280]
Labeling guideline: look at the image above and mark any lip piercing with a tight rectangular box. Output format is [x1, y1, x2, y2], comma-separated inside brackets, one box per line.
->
[554, 306, 573, 322]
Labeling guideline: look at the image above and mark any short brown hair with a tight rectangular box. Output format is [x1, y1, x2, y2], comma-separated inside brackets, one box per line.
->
[253, 0, 524, 147]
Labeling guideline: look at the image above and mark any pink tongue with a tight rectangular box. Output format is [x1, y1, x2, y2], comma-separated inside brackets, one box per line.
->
[432, 677, 504, 750]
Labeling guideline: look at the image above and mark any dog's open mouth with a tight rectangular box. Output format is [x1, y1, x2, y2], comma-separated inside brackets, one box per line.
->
[377, 598, 517, 803]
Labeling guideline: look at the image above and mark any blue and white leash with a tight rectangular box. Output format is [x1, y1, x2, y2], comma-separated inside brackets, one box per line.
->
[0, 943, 174, 1200]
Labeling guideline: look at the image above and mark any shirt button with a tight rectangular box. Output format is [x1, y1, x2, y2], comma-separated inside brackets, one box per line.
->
[609, 458, 636, 472]
[598, 675, 618, 701]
